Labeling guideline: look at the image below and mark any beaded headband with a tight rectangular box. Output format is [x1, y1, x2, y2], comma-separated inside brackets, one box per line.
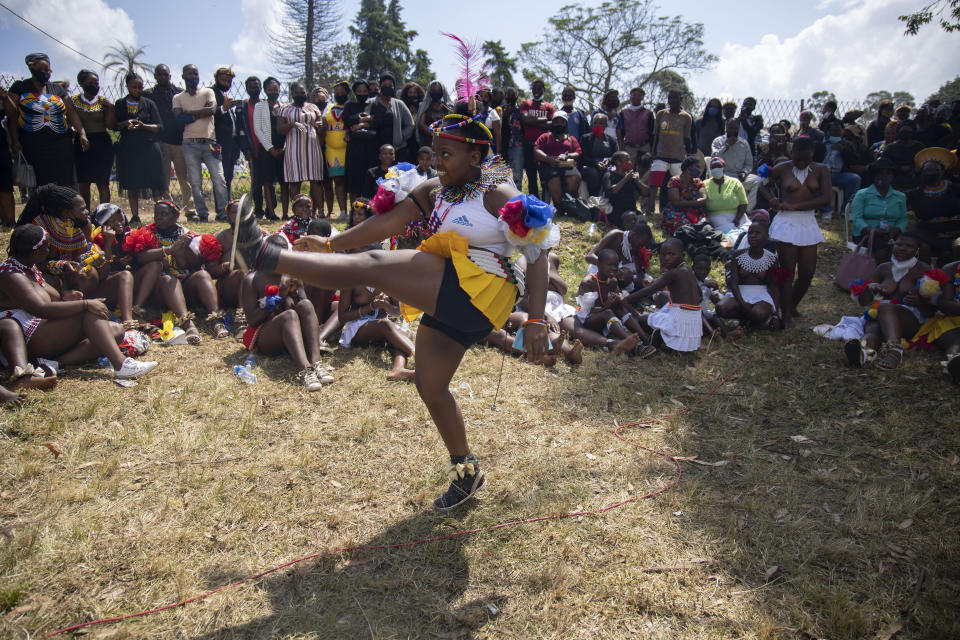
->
[429, 113, 492, 145]
[293, 194, 312, 204]
[155, 200, 180, 214]
[352, 199, 371, 210]
[32, 228, 48, 250]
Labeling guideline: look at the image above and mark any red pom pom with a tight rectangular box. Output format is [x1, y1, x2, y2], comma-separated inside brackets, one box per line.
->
[498, 199, 529, 237]
[849, 279, 870, 297]
[369, 185, 396, 214]
[198, 233, 223, 262]
[93, 232, 106, 248]
[770, 266, 791, 285]
[121, 227, 159, 254]
[924, 268, 949, 284]
[265, 285, 279, 296]
[636, 247, 651, 270]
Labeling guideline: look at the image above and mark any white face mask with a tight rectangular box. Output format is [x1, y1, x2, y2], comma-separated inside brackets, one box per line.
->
[891, 255, 918, 282]
[710, 167, 725, 179]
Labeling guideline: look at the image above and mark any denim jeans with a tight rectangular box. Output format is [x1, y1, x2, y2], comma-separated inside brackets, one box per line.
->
[182, 138, 228, 220]
[507, 144, 524, 189]
[824, 170, 861, 214]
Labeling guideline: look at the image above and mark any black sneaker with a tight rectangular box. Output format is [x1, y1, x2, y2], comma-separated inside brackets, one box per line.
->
[844, 339, 865, 368]
[434, 457, 486, 510]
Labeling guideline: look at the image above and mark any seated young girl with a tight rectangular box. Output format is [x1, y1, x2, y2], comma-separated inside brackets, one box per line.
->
[127, 201, 230, 343]
[913, 259, 960, 382]
[846, 232, 935, 370]
[576, 248, 655, 356]
[239, 265, 333, 391]
[338, 249, 416, 381]
[625, 238, 704, 352]
[716, 221, 783, 329]
[197, 200, 248, 314]
[18, 184, 139, 329]
[691, 252, 733, 339]
[585, 221, 655, 284]
[92, 203, 161, 329]
[277, 194, 315, 245]
[0, 225, 158, 379]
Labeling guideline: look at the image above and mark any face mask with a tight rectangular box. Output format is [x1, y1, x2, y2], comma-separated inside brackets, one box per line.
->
[873, 175, 892, 189]
[592, 125, 605, 137]
[380, 85, 395, 97]
[355, 93, 368, 102]
[185, 78, 199, 90]
[429, 90, 443, 101]
[266, 91, 279, 101]
[369, 90, 379, 98]
[707, 107, 719, 117]
[551, 125, 566, 135]
[891, 255, 918, 282]
[334, 94, 348, 105]
[531, 92, 543, 101]
[490, 98, 502, 107]
[828, 136, 841, 144]
[32, 70, 51, 84]
[688, 168, 701, 179]
[606, 100, 619, 109]
[83, 84, 99, 97]
[923, 173, 941, 186]
[216, 81, 231, 91]
[316, 101, 327, 111]
[293, 95, 306, 107]
[710, 167, 725, 179]
[622, 161, 634, 172]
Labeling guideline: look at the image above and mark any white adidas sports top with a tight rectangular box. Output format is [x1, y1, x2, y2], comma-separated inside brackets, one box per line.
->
[432, 192, 512, 256]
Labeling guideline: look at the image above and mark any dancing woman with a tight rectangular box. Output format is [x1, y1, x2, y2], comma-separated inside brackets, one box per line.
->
[234, 105, 557, 509]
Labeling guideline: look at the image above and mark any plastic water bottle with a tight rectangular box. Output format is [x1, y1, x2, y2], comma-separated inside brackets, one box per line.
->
[587, 222, 597, 237]
[234, 355, 257, 384]
[98, 356, 112, 370]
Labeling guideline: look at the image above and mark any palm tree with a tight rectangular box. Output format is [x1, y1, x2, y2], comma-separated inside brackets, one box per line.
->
[103, 42, 154, 94]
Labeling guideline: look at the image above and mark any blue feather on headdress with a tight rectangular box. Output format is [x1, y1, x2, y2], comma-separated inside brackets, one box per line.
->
[442, 32, 490, 101]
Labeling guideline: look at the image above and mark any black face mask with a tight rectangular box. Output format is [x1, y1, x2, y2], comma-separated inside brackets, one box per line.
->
[293, 96, 306, 107]
[334, 94, 348, 105]
[316, 101, 327, 111]
[266, 91, 279, 101]
[380, 85, 395, 98]
[429, 90, 443, 102]
[551, 125, 566, 135]
[83, 84, 99, 97]
[923, 172, 941, 186]
[216, 82, 232, 92]
[32, 70, 51, 85]
[184, 78, 199, 90]
[490, 98, 502, 107]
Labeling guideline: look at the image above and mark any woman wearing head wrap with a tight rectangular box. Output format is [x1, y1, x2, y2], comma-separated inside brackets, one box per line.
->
[343, 80, 377, 202]
[7, 53, 89, 187]
[416, 80, 452, 148]
[71, 70, 116, 210]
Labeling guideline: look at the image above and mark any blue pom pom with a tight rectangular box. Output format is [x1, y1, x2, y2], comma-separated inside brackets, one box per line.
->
[757, 163, 770, 178]
[394, 162, 415, 172]
[512, 194, 554, 228]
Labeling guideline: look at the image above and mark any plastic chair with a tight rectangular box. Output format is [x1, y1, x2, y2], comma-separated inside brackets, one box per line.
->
[831, 186, 843, 216]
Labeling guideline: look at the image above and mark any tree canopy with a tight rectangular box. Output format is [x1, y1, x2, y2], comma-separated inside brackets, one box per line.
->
[351, 0, 418, 81]
[103, 42, 153, 93]
[927, 76, 960, 104]
[900, 0, 960, 34]
[482, 40, 518, 90]
[518, 0, 714, 107]
[268, 0, 342, 91]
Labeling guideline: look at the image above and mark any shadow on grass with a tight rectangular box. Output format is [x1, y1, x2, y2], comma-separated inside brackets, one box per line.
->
[193, 503, 503, 640]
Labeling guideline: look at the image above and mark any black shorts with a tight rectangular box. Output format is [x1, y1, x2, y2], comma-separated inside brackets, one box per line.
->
[419, 259, 494, 349]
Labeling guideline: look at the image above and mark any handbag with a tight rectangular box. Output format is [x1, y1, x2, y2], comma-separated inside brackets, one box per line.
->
[13, 151, 36, 189]
[833, 229, 877, 291]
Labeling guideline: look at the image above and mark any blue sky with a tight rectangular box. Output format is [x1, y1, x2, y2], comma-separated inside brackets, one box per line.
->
[1, 0, 957, 103]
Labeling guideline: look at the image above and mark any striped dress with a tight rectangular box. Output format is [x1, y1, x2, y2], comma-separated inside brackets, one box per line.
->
[279, 103, 324, 182]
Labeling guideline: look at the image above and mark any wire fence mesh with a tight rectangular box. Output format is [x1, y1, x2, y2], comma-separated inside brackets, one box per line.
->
[0, 71, 886, 211]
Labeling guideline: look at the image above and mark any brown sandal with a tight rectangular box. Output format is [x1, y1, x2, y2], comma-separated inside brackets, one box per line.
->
[876, 342, 903, 370]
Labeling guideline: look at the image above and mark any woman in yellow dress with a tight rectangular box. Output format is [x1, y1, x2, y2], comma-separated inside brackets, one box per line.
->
[323, 81, 349, 218]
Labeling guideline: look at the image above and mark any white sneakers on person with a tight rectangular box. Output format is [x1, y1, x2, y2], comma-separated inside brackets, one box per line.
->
[301, 368, 324, 391]
[312, 361, 334, 384]
[113, 357, 159, 379]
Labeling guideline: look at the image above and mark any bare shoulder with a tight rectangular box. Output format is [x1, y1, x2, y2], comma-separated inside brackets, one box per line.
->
[484, 182, 522, 214]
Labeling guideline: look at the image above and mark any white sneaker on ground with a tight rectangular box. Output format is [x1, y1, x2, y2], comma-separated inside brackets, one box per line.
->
[301, 368, 324, 391]
[114, 357, 158, 379]
[312, 361, 334, 384]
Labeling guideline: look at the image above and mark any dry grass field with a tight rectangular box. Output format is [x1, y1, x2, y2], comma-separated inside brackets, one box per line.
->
[0, 212, 958, 639]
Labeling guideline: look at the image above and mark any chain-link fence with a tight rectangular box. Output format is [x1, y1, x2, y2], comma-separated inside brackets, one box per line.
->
[0, 70, 887, 210]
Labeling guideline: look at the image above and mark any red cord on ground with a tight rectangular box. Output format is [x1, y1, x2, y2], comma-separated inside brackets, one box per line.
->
[45, 342, 773, 637]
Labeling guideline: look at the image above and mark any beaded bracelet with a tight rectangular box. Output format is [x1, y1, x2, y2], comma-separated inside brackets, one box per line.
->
[326, 238, 333, 253]
[522, 318, 548, 327]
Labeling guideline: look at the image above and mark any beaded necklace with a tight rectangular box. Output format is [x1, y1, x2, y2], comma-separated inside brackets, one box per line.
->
[429, 156, 512, 205]
[736, 248, 777, 274]
[0, 257, 45, 286]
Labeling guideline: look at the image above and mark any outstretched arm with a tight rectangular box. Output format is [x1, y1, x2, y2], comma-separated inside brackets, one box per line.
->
[624, 270, 673, 304]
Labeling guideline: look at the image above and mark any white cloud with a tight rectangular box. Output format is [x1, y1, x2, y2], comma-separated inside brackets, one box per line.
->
[230, 0, 284, 79]
[689, 0, 960, 102]
[7, 0, 136, 71]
